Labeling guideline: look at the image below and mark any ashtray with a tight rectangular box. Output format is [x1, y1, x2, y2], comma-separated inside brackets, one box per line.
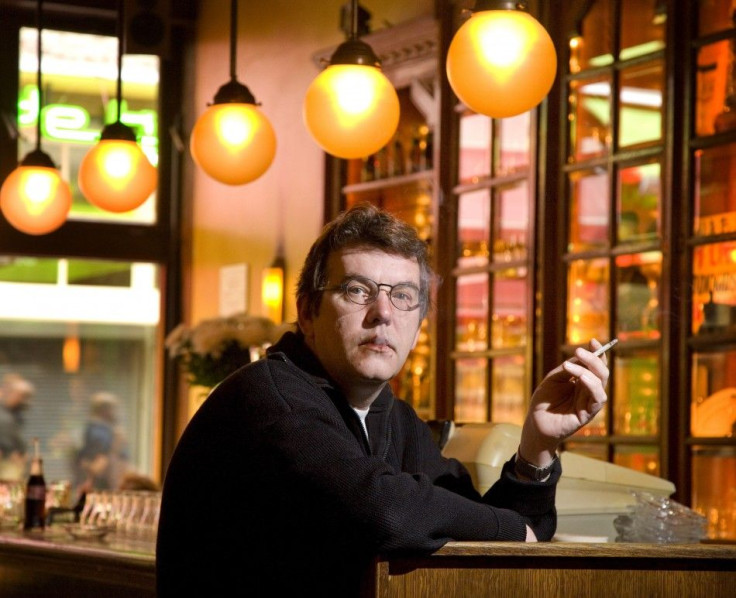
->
[63, 523, 113, 540]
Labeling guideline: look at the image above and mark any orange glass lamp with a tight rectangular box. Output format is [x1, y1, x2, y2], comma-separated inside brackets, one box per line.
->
[0, 0, 71, 236]
[446, 0, 557, 118]
[262, 254, 285, 325]
[189, 0, 276, 185]
[303, 0, 399, 159]
[78, 0, 156, 212]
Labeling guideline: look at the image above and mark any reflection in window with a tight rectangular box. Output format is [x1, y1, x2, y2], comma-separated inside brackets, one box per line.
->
[567, 258, 610, 344]
[691, 242, 736, 334]
[614, 444, 659, 476]
[693, 144, 736, 237]
[695, 41, 736, 137]
[494, 112, 530, 176]
[455, 273, 489, 351]
[618, 61, 664, 148]
[493, 183, 529, 263]
[458, 112, 491, 183]
[568, 77, 612, 161]
[0, 258, 160, 498]
[691, 351, 736, 437]
[692, 447, 736, 539]
[568, 0, 613, 73]
[457, 189, 490, 267]
[18, 28, 160, 225]
[491, 272, 527, 349]
[619, 0, 666, 61]
[614, 352, 660, 436]
[617, 161, 661, 243]
[454, 358, 487, 423]
[490, 355, 525, 425]
[615, 252, 661, 340]
[568, 169, 610, 252]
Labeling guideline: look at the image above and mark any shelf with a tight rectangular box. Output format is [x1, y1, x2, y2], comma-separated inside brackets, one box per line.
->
[343, 170, 434, 194]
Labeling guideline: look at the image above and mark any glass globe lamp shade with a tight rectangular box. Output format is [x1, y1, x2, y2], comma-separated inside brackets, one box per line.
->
[78, 139, 158, 213]
[190, 103, 276, 186]
[446, 9, 557, 118]
[0, 164, 71, 235]
[303, 64, 400, 159]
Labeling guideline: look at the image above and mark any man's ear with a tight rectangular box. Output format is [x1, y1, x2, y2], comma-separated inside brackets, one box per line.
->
[296, 298, 314, 339]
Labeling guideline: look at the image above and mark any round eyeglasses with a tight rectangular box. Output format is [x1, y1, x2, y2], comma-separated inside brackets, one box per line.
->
[319, 276, 422, 312]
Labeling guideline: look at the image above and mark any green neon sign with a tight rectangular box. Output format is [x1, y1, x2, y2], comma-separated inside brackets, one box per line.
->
[18, 85, 159, 164]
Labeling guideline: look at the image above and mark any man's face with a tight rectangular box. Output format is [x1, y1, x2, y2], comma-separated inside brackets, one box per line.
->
[298, 247, 423, 406]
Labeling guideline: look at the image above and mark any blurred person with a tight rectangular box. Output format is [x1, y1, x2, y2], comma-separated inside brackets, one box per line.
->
[157, 205, 610, 597]
[0, 373, 35, 481]
[74, 392, 129, 493]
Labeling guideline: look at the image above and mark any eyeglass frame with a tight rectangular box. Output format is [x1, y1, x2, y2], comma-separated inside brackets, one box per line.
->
[318, 276, 423, 312]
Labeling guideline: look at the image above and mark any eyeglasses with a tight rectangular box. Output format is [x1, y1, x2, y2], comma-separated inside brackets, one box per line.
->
[319, 276, 422, 312]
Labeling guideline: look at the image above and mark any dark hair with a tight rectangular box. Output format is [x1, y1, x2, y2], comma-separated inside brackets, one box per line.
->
[297, 204, 434, 320]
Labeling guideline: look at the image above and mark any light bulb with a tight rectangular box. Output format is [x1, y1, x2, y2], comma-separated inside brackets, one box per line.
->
[446, 9, 557, 118]
[0, 165, 71, 235]
[190, 103, 276, 186]
[303, 64, 400, 159]
[78, 139, 157, 212]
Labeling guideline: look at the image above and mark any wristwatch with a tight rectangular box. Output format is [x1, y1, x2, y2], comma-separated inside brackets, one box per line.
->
[514, 449, 558, 481]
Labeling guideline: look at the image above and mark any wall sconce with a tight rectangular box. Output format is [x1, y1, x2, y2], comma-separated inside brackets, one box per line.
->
[262, 253, 285, 325]
[446, 0, 557, 118]
[303, 0, 399, 159]
[189, 0, 276, 185]
[78, 0, 157, 213]
[0, 0, 71, 235]
[63, 327, 81, 374]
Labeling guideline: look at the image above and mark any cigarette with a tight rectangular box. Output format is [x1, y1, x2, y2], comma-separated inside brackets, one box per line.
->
[591, 338, 618, 357]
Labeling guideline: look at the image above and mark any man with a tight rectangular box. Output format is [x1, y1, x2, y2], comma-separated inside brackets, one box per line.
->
[0, 373, 35, 481]
[156, 205, 609, 596]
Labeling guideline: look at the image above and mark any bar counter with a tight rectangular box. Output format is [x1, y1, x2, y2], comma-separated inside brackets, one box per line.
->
[363, 540, 736, 598]
[1, 527, 734, 597]
[0, 527, 155, 598]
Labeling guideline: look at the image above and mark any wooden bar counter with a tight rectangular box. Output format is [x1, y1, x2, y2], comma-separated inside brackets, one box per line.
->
[363, 540, 736, 598]
[0, 527, 155, 597]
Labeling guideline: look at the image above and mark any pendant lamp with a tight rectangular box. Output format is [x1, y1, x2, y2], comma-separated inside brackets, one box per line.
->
[446, 0, 557, 118]
[303, 0, 400, 159]
[0, 0, 71, 235]
[78, 0, 157, 213]
[189, 0, 276, 186]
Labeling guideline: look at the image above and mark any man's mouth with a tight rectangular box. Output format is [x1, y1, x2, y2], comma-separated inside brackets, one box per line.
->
[360, 336, 394, 353]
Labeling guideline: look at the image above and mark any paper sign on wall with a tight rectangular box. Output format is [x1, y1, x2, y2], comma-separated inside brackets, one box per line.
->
[219, 263, 248, 316]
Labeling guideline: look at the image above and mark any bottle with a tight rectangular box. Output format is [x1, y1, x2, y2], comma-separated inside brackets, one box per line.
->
[24, 438, 46, 530]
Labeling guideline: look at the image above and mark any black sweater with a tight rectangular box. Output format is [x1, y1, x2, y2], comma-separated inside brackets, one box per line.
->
[156, 332, 560, 597]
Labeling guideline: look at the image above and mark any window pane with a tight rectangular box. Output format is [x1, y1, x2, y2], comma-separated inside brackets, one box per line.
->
[455, 273, 488, 351]
[691, 241, 736, 334]
[691, 350, 736, 437]
[569, 0, 613, 73]
[569, 169, 610, 252]
[458, 112, 491, 183]
[696, 40, 736, 137]
[693, 144, 736, 237]
[491, 271, 528, 349]
[698, 0, 736, 36]
[454, 358, 487, 423]
[567, 258, 610, 344]
[613, 351, 660, 436]
[458, 190, 490, 267]
[493, 183, 529, 264]
[615, 252, 661, 340]
[19, 29, 159, 225]
[568, 77, 612, 161]
[692, 446, 736, 540]
[490, 355, 525, 426]
[614, 444, 660, 476]
[494, 111, 530, 176]
[617, 161, 661, 244]
[619, 0, 666, 61]
[618, 61, 664, 148]
[563, 442, 608, 461]
[0, 258, 161, 495]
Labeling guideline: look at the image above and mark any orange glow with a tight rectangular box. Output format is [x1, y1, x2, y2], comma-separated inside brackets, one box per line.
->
[0, 166, 71, 235]
[262, 266, 285, 325]
[446, 10, 557, 118]
[190, 103, 276, 185]
[303, 64, 400, 159]
[78, 140, 157, 212]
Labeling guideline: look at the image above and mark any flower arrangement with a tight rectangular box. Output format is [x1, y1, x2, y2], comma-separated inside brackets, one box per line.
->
[165, 313, 285, 388]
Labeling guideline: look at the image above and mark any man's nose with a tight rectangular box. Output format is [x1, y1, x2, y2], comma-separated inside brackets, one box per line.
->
[366, 289, 393, 321]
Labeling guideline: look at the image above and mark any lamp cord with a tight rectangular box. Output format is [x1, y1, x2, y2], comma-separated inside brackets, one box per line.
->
[116, 0, 124, 123]
[34, 0, 43, 152]
[229, 0, 237, 81]
[350, 0, 358, 40]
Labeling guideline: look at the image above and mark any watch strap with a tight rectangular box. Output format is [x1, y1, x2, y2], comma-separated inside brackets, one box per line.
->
[514, 449, 557, 481]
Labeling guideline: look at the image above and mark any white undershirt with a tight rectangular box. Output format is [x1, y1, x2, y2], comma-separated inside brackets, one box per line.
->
[352, 406, 370, 439]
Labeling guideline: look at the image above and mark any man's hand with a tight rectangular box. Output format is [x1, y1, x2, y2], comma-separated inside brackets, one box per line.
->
[519, 339, 610, 467]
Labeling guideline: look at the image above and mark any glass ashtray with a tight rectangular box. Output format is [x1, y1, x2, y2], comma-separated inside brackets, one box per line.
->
[63, 523, 113, 540]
